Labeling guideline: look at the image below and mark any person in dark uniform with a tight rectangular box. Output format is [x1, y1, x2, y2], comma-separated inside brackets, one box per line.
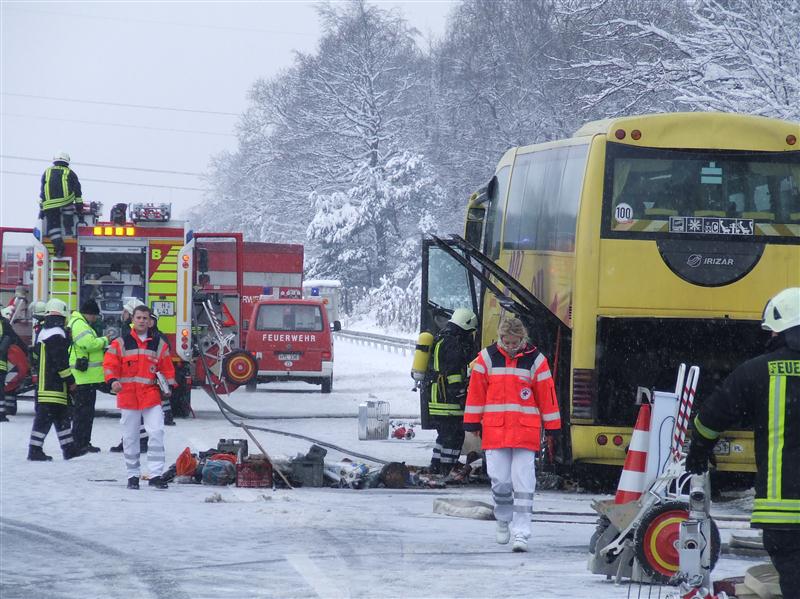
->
[686, 287, 800, 599]
[39, 151, 84, 258]
[425, 308, 477, 475]
[27, 299, 87, 461]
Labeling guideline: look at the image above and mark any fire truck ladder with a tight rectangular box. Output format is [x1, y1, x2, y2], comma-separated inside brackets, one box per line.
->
[48, 257, 74, 310]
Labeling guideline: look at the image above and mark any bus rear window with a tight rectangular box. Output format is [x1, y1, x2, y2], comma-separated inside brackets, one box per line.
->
[605, 143, 800, 238]
[255, 304, 323, 331]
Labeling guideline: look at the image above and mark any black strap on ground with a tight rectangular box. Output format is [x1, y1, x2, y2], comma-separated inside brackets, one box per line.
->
[194, 328, 389, 465]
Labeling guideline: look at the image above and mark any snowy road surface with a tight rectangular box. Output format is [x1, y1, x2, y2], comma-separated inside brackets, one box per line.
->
[1, 337, 763, 598]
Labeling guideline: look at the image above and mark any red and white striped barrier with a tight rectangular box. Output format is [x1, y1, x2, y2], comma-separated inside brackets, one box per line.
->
[615, 403, 652, 504]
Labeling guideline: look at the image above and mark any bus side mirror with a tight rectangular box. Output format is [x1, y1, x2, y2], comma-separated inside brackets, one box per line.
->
[332, 320, 341, 332]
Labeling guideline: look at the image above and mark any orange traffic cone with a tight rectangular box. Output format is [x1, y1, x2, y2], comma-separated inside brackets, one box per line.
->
[614, 403, 651, 504]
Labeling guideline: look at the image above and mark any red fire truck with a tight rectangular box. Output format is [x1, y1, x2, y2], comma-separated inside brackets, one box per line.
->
[0, 203, 305, 407]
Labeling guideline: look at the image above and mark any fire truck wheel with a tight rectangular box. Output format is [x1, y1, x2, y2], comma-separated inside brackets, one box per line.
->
[633, 500, 721, 583]
[222, 350, 257, 386]
[320, 375, 332, 394]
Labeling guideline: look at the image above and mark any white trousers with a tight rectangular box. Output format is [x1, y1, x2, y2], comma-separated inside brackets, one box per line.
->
[120, 405, 165, 478]
[485, 448, 537, 540]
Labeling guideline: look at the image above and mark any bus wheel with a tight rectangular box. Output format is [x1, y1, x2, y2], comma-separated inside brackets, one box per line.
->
[321, 375, 332, 394]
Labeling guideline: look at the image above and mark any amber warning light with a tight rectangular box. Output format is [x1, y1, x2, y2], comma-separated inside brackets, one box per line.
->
[93, 226, 135, 236]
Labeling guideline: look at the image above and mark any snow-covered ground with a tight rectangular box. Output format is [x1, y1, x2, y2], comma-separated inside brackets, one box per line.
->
[0, 338, 764, 598]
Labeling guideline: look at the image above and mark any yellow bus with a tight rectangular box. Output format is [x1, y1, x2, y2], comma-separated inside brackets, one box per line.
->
[422, 112, 800, 472]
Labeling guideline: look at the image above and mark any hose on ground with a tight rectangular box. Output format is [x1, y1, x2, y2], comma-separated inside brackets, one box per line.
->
[194, 328, 388, 465]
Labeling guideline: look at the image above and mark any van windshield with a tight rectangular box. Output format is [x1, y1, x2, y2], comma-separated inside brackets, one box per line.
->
[256, 304, 323, 332]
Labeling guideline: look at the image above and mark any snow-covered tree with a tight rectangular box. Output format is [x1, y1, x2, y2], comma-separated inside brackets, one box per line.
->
[571, 0, 800, 120]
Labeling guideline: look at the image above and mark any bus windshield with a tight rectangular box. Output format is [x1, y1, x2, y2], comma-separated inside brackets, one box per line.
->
[606, 143, 800, 238]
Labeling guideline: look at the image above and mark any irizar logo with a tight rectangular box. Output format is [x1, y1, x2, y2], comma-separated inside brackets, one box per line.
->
[686, 254, 734, 268]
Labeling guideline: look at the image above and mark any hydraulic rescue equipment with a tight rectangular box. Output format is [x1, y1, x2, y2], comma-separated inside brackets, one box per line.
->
[588, 365, 727, 598]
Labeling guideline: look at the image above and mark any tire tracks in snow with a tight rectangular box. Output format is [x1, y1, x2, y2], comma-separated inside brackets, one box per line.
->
[0, 517, 191, 599]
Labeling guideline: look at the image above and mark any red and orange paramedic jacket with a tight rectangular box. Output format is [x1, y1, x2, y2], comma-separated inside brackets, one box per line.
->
[103, 329, 176, 410]
[463, 343, 561, 451]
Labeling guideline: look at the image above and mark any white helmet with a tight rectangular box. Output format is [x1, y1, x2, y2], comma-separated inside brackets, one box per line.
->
[44, 298, 69, 317]
[762, 287, 800, 333]
[53, 151, 70, 164]
[1, 306, 14, 319]
[450, 307, 478, 331]
[122, 298, 145, 316]
[30, 300, 48, 318]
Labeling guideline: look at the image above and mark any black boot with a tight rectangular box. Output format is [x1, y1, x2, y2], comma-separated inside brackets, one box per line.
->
[148, 475, 168, 489]
[7, 400, 17, 416]
[0, 414, 8, 423]
[110, 440, 123, 453]
[127, 476, 139, 490]
[28, 447, 53, 461]
[85, 444, 101, 453]
[64, 445, 88, 460]
[164, 414, 176, 426]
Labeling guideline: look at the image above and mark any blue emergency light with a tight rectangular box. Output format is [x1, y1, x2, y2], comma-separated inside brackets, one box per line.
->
[310, 287, 320, 296]
[263, 287, 272, 295]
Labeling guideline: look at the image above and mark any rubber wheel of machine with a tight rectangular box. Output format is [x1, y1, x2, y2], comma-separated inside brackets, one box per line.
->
[222, 350, 258, 386]
[633, 500, 721, 583]
[321, 375, 332, 394]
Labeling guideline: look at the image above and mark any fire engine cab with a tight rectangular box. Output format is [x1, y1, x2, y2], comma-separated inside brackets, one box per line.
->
[1, 202, 262, 406]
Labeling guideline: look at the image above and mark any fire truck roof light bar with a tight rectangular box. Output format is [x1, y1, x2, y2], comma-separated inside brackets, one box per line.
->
[93, 226, 135, 236]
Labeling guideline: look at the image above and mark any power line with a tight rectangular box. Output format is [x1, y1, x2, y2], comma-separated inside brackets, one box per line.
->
[1, 155, 204, 177]
[2, 112, 237, 137]
[2, 170, 207, 192]
[2, 93, 239, 117]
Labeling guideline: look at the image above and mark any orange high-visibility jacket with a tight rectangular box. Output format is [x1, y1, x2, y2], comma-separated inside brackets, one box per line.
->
[463, 343, 561, 451]
[103, 330, 176, 410]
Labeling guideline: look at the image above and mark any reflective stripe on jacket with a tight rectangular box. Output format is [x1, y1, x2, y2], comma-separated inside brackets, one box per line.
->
[427, 326, 473, 418]
[36, 326, 74, 405]
[464, 343, 561, 451]
[68, 311, 108, 385]
[693, 337, 800, 529]
[40, 165, 83, 210]
[103, 330, 176, 410]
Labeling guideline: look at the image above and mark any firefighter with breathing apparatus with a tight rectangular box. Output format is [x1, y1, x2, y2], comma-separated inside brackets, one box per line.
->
[419, 308, 478, 475]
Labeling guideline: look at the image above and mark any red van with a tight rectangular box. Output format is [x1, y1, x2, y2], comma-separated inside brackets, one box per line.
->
[244, 298, 340, 393]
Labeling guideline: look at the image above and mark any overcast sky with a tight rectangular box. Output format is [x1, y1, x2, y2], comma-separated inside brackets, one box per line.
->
[0, 1, 454, 230]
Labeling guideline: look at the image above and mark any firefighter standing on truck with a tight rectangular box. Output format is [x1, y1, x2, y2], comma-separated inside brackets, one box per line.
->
[686, 287, 800, 599]
[27, 299, 87, 461]
[425, 308, 478, 475]
[104, 304, 176, 490]
[68, 299, 111, 453]
[39, 151, 83, 258]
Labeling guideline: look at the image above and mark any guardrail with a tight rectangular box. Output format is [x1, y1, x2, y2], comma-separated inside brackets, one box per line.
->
[335, 329, 416, 355]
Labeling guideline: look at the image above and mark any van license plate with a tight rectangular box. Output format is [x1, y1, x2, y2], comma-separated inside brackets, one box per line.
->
[278, 353, 301, 361]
